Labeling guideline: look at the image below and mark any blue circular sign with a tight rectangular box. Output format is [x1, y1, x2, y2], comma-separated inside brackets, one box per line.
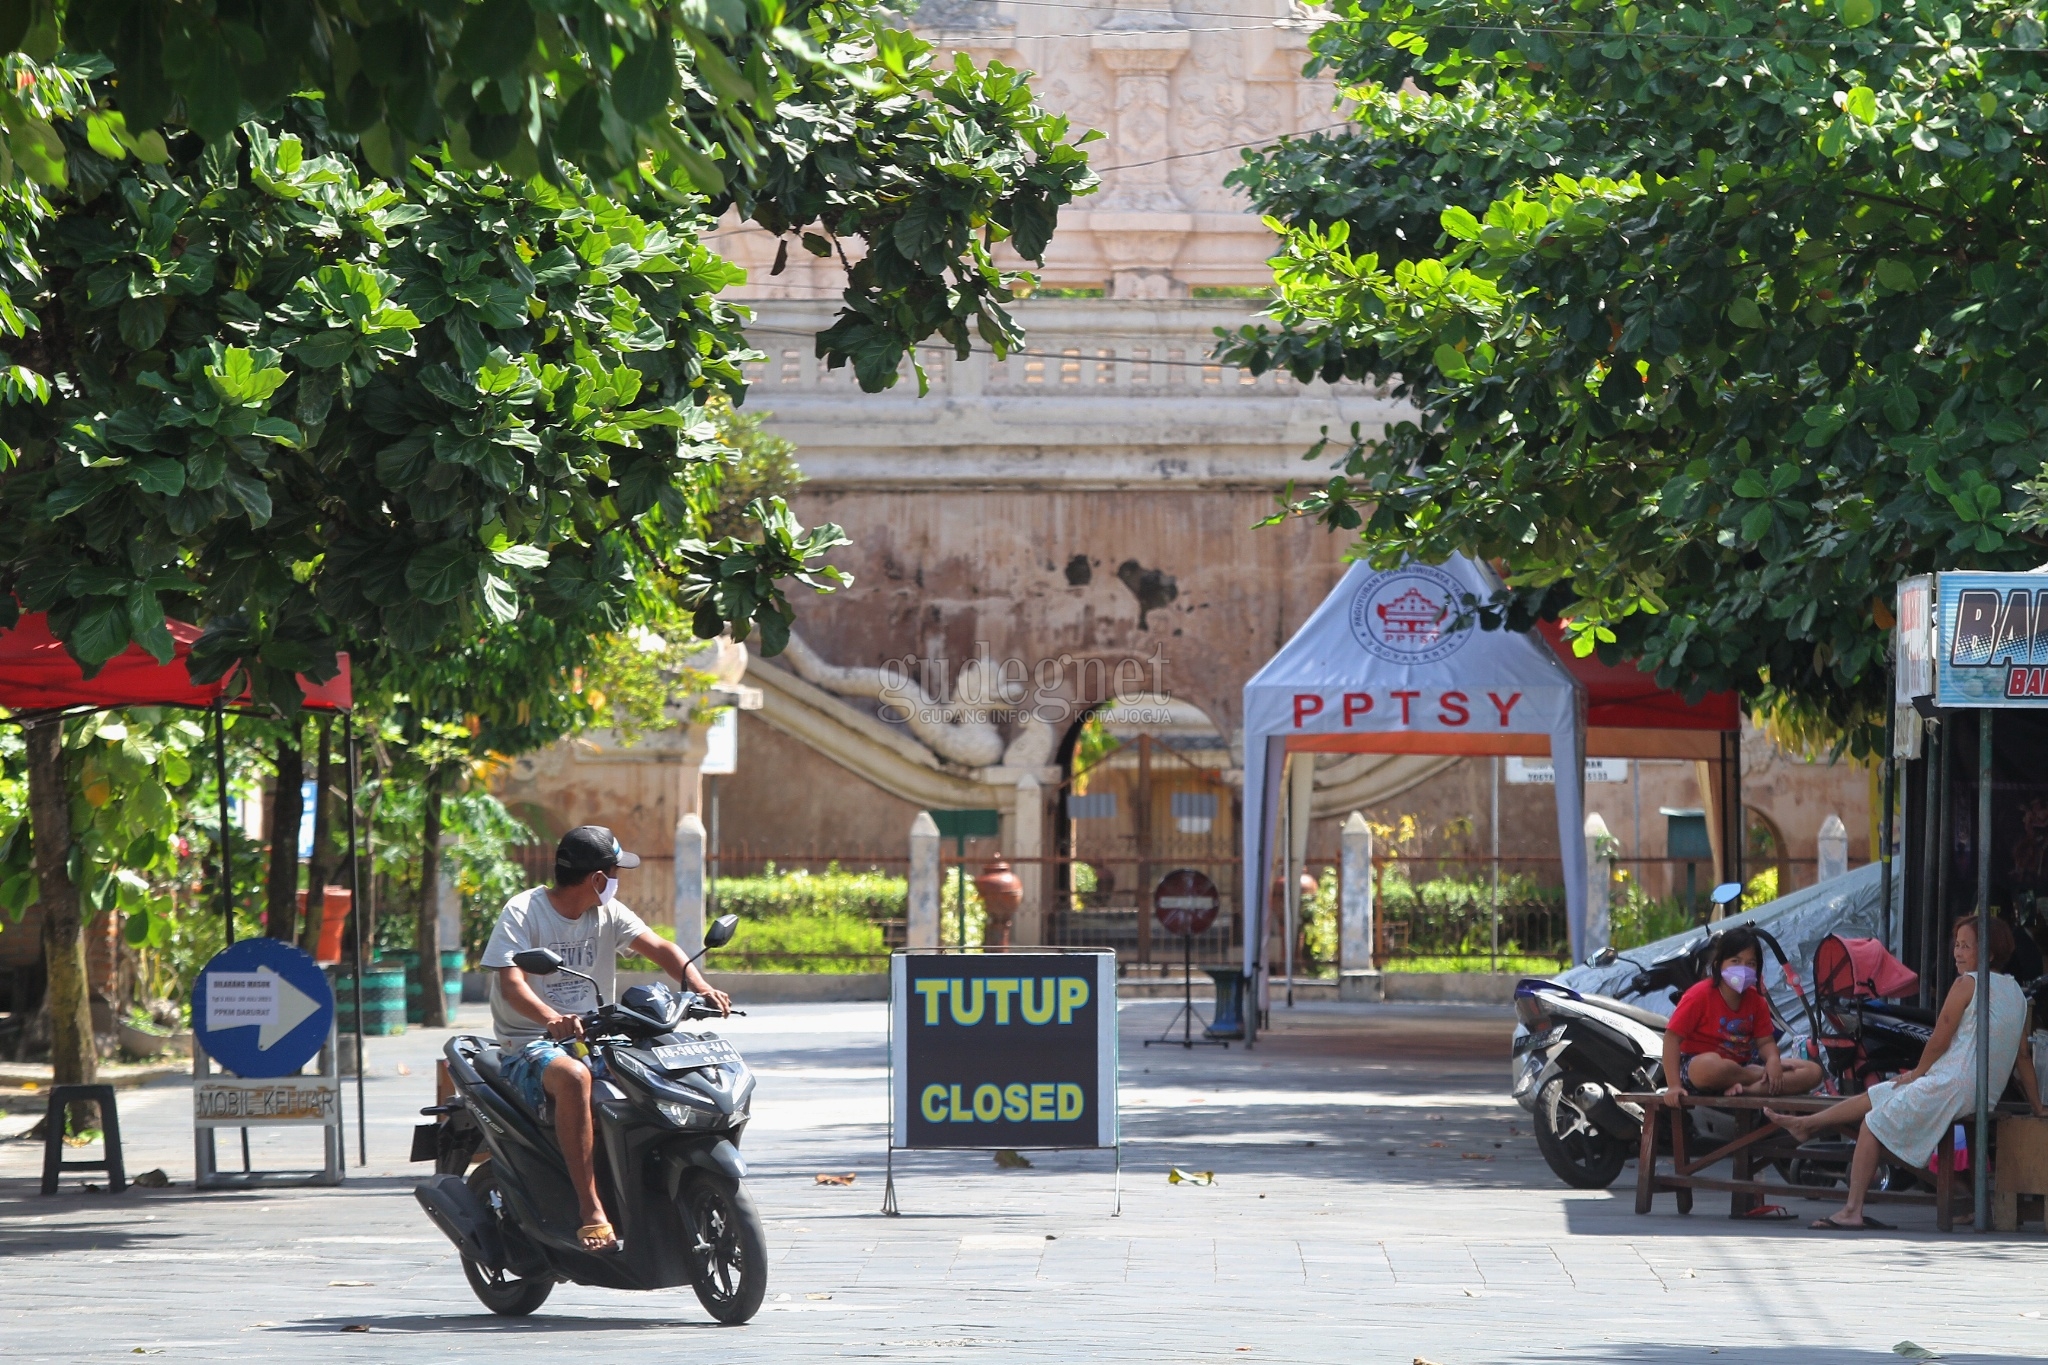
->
[1347, 563, 1474, 666]
[192, 938, 336, 1078]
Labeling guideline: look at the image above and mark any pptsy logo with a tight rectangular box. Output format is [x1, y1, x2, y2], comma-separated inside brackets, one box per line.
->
[1348, 564, 1473, 665]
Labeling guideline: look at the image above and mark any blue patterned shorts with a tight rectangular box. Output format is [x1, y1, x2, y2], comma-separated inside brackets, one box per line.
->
[503, 1038, 571, 1113]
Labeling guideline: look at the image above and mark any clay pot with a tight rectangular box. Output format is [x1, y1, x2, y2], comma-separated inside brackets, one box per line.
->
[974, 855, 1026, 948]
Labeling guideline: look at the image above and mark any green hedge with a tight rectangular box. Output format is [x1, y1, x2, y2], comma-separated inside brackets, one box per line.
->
[712, 864, 905, 920]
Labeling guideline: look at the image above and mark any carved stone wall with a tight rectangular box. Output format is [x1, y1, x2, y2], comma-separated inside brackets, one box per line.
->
[723, 0, 1337, 300]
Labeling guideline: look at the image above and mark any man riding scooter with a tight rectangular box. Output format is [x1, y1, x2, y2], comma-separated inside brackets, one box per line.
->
[481, 825, 732, 1254]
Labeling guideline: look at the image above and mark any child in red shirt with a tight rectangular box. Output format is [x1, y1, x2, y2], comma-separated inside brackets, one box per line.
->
[1660, 926, 1822, 1105]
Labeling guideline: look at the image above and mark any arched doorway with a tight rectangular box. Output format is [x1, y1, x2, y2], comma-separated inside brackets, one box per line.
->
[1050, 696, 1238, 974]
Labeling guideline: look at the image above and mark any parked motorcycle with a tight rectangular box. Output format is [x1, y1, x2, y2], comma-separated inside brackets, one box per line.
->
[412, 914, 767, 1323]
[1512, 936, 1705, 1188]
[1512, 885, 1815, 1189]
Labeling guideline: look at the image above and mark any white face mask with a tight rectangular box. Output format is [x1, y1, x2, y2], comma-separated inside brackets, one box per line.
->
[599, 876, 619, 906]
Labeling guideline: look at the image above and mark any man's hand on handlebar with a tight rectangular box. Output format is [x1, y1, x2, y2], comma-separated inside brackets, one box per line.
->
[698, 986, 733, 1018]
[544, 1013, 586, 1042]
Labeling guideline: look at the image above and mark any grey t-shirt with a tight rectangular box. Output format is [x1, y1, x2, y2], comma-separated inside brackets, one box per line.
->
[480, 887, 650, 1048]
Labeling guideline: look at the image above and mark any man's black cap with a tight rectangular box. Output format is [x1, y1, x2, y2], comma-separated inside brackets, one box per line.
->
[555, 825, 641, 879]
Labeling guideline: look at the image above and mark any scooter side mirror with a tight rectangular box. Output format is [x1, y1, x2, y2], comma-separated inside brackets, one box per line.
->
[1711, 882, 1743, 908]
[512, 947, 563, 975]
[1588, 947, 1619, 968]
[704, 914, 740, 950]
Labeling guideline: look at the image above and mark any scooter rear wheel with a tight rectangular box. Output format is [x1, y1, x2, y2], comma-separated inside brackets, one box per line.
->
[682, 1171, 768, 1325]
[462, 1164, 554, 1317]
[1534, 1073, 1631, 1190]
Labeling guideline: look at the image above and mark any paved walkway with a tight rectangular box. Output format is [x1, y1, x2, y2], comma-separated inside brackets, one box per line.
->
[2, 998, 2043, 1363]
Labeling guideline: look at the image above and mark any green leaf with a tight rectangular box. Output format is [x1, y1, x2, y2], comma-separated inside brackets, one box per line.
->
[406, 541, 478, 604]
[1440, 206, 1482, 241]
[289, 330, 358, 369]
[1844, 87, 1877, 123]
[69, 600, 133, 666]
[0, 0, 30, 54]
[220, 466, 274, 526]
[1839, 0, 1876, 27]
[119, 298, 167, 351]
[611, 32, 678, 124]
[479, 571, 520, 623]
[1432, 343, 1469, 377]
[130, 459, 185, 497]
[7, 115, 65, 188]
[1740, 504, 1776, 543]
[491, 544, 551, 569]
[1875, 259, 1917, 292]
[1727, 298, 1765, 329]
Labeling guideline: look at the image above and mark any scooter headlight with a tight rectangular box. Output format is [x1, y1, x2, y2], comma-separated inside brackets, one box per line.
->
[658, 1099, 722, 1131]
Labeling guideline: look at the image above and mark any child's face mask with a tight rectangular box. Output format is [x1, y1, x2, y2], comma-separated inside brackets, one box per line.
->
[1721, 963, 1759, 994]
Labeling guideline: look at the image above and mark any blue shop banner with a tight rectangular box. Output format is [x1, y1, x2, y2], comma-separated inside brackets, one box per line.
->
[1935, 571, 2048, 707]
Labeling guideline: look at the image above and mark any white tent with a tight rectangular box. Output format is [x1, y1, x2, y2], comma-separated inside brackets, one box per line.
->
[1241, 557, 1588, 1028]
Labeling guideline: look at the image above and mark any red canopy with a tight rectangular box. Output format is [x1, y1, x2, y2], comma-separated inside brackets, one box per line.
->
[0, 612, 350, 712]
[1537, 620, 1738, 731]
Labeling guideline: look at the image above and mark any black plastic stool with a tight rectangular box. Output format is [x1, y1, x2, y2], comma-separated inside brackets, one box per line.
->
[40, 1084, 125, 1194]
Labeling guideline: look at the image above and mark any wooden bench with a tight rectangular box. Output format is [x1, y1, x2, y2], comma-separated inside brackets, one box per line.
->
[1620, 1091, 2007, 1231]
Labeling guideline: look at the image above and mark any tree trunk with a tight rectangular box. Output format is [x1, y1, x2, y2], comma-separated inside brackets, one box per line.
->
[298, 717, 333, 958]
[264, 730, 305, 941]
[417, 771, 447, 1028]
[26, 716, 96, 1125]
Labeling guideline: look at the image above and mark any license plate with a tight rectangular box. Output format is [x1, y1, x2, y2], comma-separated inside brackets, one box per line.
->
[653, 1039, 740, 1072]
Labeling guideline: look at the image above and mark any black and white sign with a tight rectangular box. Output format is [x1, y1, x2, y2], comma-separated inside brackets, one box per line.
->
[890, 952, 1116, 1151]
[1504, 757, 1630, 785]
[653, 1038, 742, 1072]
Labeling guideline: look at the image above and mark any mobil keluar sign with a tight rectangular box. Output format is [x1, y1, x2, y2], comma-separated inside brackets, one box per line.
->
[890, 951, 1117, 1151]
[1899, 572, 2048, 708]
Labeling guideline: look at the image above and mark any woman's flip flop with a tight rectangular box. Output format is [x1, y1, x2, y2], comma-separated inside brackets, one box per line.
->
[1741, 1204, 1796, 1220]
[577, 1221, 623, 1253]
[1810, 1214, 1892, 1230]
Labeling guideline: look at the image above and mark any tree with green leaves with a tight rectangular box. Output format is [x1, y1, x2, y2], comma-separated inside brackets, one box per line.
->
[1222, 0, 2048, 749]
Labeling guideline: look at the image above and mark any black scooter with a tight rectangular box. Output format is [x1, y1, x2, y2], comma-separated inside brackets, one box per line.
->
[411, 914, 767, 1323]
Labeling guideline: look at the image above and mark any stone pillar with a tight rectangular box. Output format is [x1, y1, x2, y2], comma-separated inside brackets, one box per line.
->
[908, 812, 941, 950]
[1817, 813, 1849, 883]
[1584, 813, 1614, 959]
[674, 811, 706, 956]
[1091, 14, 1192, 299]
[1338, 812, 1380, 1002]
[1011, 774, 1045, 946]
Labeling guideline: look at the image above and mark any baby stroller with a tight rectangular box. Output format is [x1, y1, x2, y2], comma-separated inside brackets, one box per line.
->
[1811, 934, 1929, 1096]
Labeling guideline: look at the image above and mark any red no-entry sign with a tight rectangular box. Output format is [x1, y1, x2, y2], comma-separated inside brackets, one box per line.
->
[1153, 869, 1220, 937]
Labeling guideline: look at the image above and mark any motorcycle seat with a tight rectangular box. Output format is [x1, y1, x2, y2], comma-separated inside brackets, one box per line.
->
[1583, 994, 1671, 1032]
[471, 1045, 545, 1122]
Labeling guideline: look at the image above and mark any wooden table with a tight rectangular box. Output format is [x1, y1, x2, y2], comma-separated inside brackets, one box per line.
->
[1621, 1091, 1982, 1231]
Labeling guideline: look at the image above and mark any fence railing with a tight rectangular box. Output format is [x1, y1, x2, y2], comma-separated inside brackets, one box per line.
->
[513, 846, 1859, 975]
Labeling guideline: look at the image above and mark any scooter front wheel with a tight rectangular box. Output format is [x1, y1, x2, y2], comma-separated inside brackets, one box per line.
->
[682, 1171, 768, 1325]
[462, 1164, 554, 1316]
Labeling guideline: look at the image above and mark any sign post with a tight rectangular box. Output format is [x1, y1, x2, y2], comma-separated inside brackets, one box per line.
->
[190, 937, 344, 1188]
[1144, 870, 1228, 1050]
[886, 950, 1118, 1214]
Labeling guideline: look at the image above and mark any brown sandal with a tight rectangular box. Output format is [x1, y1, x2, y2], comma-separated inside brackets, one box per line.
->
[577, 1221, 622, 1253]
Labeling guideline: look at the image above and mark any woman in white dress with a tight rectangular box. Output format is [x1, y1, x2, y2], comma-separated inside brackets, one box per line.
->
[1767, 916, 2044, 1230]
